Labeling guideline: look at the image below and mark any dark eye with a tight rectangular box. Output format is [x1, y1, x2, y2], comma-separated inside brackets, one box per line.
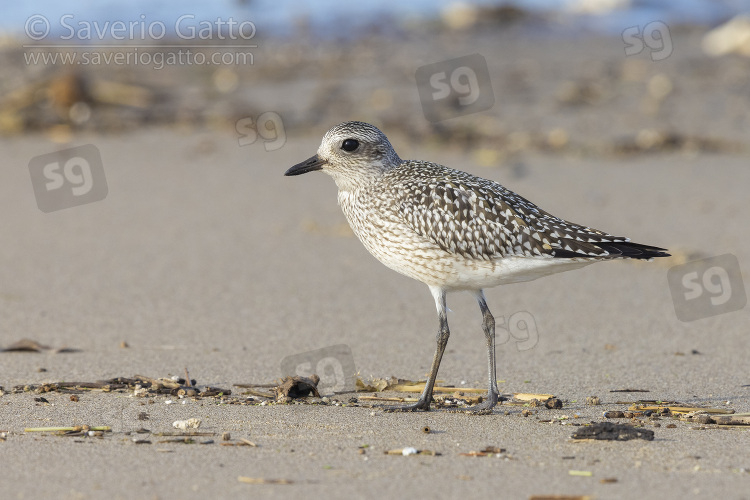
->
[341, 139, 359, 152]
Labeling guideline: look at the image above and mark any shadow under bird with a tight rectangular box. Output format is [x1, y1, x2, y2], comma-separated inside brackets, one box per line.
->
[285, 121, 669, 414]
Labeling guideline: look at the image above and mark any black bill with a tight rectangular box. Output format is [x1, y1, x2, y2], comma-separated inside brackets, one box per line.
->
[285, 155, 326, 176]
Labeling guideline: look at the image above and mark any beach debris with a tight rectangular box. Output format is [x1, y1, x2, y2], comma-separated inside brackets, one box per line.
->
[222, 432, 231, 441]
[238, 477, 293, 485]
[586, 396, 601, 406]
[0, 70, 157, 134]
[24, 425, 111, 435]
[356, 376, 402, 392]
[385, 447, 440, 456]
[681, 412, 715, 425]
[568, 470, 593, 477]
[612, 132, 735, 156]
[172, 418, 201, 431]
[152, 431, 214, 437]
[513, 392, 555, 401]
[220, 438, 259, 447]
[610, 388, 649, 393]
[274, 375, 320, 401]
[356, 377, 454, 393]
[1, 338, 78, 353]
[629, 403, 734, 416]
[437, 395, 482, 408]
[2, 339, 49, 352]
[157, 437, 197, 444]
[234, 383, 277, 399]
[356, 378, 548, 407]
[600, 478, 618, 484]
[459, 446, 506, 457]
[9, 375, 230, 398]
[239, 376, 323, 401]
[359, 395, 418, 404]
[421, 426, 431, 434]
[571, 422, 654, 441]
[632, 401, 734, 422]
[603, 411, 626, 418]
[714, 413, 750, 426]
[545, 398, 563, 409]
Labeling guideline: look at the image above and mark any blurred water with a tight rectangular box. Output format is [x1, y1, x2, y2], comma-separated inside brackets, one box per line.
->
[3, 0, 750, 40]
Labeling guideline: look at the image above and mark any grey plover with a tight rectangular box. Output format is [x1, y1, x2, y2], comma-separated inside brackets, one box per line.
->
[285, 121, 669, 413]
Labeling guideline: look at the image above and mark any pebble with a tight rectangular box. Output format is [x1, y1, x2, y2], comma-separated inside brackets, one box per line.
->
[173, 418, 201, 430]
[545, 398, 563, 409]
[604, 411, 625, 418]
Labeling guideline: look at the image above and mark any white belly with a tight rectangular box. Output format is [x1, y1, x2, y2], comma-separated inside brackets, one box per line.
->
[445, 255, 595, 290]
[338, 189, 598, 291]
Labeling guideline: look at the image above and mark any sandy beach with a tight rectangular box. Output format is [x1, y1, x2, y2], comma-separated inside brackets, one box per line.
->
[1, 21, 749, 500]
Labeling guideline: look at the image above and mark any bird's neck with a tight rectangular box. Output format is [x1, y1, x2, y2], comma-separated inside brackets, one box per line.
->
[329, 169, 382, 193]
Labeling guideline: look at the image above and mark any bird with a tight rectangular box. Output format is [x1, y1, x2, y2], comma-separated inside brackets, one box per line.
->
[285, 121, 669, 414]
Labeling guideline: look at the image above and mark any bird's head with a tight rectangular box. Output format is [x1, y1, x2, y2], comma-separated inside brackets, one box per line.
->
[285, 121, 401, 191]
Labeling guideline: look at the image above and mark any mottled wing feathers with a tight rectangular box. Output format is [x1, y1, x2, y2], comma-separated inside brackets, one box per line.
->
[391, 161, 668, 261]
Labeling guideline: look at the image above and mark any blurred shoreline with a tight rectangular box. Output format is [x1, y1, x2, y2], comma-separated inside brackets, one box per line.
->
[2, 17, 749, 164]
[2, 1, 748, 39]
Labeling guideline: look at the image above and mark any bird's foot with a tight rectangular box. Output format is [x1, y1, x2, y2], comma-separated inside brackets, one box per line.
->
[382, 399, 431, 412]
[451, 392, 500, 415]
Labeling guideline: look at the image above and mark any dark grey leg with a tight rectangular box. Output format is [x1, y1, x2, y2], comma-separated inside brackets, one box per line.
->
[384, 286, 448, 412]
[461, 290, 500, 414]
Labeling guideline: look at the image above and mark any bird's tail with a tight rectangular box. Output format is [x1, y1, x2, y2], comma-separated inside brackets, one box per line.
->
[594, 241, 670, 260]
